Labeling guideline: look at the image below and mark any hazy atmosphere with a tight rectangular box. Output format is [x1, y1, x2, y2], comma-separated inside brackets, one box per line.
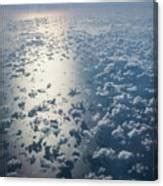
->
[0, 2, 157, 180]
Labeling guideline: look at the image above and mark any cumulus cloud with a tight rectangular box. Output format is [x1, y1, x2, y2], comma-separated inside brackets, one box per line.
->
[1, 3, 156, 180]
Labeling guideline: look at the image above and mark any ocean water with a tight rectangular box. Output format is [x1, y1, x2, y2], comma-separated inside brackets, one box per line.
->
[0, 3, 157, 180]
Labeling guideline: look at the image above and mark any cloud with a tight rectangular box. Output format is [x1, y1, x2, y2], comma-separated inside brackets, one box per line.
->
[7, 157, 22, 175]
[92, 148, 116, 160]
[118, 150, 134, 160]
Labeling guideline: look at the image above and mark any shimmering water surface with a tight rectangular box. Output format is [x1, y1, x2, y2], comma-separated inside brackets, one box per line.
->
[0, 3, 157, 180]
